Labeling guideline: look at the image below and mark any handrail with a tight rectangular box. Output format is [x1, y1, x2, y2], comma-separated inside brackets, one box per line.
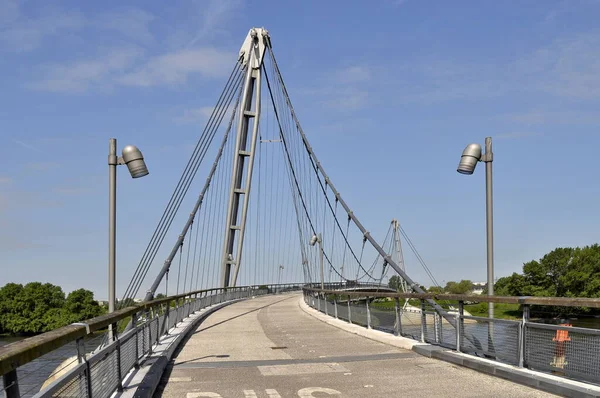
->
[0, 283, 302, 376]
[303, 287, 600, 308]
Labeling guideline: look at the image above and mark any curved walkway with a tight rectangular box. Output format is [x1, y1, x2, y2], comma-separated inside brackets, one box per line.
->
[155, 294, 555, 397]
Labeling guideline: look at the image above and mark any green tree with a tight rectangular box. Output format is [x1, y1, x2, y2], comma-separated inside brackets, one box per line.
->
[388, 276, 403, 291]
[427, 286, 444, 294]
[64, 289, 105, 323]
[443, 280, 473, 294]
[492, 244, 600, 315]
[0, 283, 105, 335]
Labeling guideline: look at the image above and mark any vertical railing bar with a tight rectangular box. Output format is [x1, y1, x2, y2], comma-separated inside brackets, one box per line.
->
[420, 299, 426, 343]
[115, 330, 123, 392]
[366, 296, 372, 329]
[394, 297, 401, 336]
[132, 313, 140, 369]
[519, 304, 529, 368]
[348, 295, 352, 324]
[334, 295, 338, 319]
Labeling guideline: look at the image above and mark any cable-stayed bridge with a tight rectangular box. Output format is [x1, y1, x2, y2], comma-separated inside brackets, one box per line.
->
[1, 28, 600, 398]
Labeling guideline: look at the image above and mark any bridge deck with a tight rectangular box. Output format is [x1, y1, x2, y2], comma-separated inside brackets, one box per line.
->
[155, 294, 555, 398]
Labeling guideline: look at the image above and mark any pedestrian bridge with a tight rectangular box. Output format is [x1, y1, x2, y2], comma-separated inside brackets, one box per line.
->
[151, 294, 552, 398]
[3, 26, 600, 398]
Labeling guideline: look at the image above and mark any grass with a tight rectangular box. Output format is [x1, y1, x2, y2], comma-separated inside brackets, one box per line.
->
[464, 303, 521, 320]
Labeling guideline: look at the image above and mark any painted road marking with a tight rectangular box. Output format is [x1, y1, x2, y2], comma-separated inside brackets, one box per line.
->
[258, 362, 348, 376]
[189, 389, 342, 398]
[266, 389, 282, 398]
[298, 388, 342, 397]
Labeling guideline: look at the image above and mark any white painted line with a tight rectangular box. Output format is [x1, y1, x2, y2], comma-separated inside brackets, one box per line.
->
[297, 387, 341, 397]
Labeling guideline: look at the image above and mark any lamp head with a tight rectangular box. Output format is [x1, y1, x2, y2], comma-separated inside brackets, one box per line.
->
[457, 143, 482, 175]
[122, 145, 149, 178]
[309, 235, 318, 246]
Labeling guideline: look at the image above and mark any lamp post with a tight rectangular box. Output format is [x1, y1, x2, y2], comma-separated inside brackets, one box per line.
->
[457, 137, 494, 319]
[310, 233, 324, 290]
[108, 138, 149, 340]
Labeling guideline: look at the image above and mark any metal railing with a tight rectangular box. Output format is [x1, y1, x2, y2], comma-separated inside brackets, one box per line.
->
[303, 287, 600, 386]
[0, 283, 302, 398]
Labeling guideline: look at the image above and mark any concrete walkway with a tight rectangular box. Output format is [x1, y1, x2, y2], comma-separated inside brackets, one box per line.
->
[155, 294, 556, 398]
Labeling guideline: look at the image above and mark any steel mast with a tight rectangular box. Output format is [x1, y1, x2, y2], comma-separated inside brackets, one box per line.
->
[220, 28, 269, 287]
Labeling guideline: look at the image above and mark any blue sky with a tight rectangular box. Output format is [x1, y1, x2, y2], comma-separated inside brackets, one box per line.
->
[2, 0, 600, 298]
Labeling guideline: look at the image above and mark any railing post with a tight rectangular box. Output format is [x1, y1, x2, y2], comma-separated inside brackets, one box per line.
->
[434, 313, 440, 344]
[155, 312, 160, 346]
[115, 330, 123, 392]
[348, 295, 352, 324]
[325, 293, 329, 316]
[317, 293, 322, 312]
[164, 302, 170, 336]
[394, 297, 401, 336]
[3, 369, 20, 398]
[456, 301, 463, 352]
[74, 337, 92, 398]
[132, 313, 140, 368]
[518, 304, 530, 368]
[420, 299, 426, 343]
[366, 297, 372, 329]
[334, 295, 338, 319]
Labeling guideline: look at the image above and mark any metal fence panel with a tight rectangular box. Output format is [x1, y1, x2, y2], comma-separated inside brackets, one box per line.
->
[460, 316, 520, 365]
[525, 323, 600, 383]
[89, 350, 119, 398]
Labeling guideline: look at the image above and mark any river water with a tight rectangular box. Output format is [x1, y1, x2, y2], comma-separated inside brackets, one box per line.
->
[0, 336, 103, 397]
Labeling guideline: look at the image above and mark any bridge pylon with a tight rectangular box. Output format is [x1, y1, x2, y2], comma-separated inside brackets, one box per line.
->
[220, 28, 269, 288]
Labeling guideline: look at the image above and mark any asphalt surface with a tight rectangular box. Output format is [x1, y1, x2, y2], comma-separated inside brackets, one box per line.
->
[154, 294, 557, 398]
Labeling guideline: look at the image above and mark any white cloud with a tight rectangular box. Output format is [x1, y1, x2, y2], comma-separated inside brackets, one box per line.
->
[117, 48, 231, 87]
[13, 139, 41, 152]
[92, 8, 155, 45]
[0, 7, 86, 52]
[335, 66, 371, 84]
[0, 4, 153, 52]
[174, 106, 215, 124]
[518, 33, 600, 99]
[323, 87, 369, 111]
[28, 47, 143, 93]
[186, 0, 242, 46]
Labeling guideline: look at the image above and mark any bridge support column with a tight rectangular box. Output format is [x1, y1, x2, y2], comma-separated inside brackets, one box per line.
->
[220, 28, 269, 288]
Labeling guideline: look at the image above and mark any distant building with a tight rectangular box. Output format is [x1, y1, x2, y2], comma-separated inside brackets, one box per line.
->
[471, 282, 486, 295]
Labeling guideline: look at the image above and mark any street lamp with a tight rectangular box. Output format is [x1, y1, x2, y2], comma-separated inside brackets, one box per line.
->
[309, 233, 324, 290]
[108, 138, 149, 338]
[457, 137, 494, 319]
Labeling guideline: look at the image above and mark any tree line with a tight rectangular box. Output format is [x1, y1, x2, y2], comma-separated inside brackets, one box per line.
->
[388, 244, 600, 315]
[0, 282, 105, 335]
